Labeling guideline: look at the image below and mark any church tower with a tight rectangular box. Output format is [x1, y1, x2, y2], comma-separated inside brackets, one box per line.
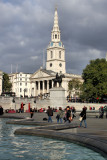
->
[46, 8, 66, 74]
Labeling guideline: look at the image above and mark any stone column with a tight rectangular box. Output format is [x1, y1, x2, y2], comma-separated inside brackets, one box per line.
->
[38, 81, 40, 95]
[52, 80, 54, 88]
[56, 82, 59, 87]
[47, 80, 49, 93]
[42, 80, 44, 94]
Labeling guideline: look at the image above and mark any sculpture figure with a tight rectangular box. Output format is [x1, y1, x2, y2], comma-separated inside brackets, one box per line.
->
[52, 73, 65, 87]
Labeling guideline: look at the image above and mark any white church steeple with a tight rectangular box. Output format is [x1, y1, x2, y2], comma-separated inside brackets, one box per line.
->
[46, 8, 66, 74]
[51, 7, 61, 42]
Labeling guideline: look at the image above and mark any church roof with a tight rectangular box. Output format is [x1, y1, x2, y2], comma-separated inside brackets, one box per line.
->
[40, 69, 56, 76]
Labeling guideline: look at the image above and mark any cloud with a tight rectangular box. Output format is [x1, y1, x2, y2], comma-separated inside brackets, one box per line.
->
[0, 0, 107, 75]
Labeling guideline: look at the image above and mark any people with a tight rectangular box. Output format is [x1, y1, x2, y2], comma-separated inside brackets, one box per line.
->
[99, 107, 104, 118]
[30, 108, 34, 118]
[0, 106, 3, 115]
[66, 106, 72, 123]
[72, 107, 76, 118]
[56, 107, 64, 123]
[80, 107, 87, 128]
[47, 106, 53, 122]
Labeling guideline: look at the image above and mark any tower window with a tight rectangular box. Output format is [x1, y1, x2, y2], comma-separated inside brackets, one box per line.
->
[50, 63, 52, 67]
[59, 51, 61, 59]
[55, 34, 57, 39]
[51, 51, 53, 58]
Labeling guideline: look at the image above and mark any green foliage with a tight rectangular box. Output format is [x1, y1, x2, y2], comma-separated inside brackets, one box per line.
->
[81, 58, 107, 101]
[68, 79, 82, 96]
[3, 72, 12, 92]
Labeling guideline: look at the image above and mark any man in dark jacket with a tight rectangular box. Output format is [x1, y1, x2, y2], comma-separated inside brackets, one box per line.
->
[80, 107, 87, 128]
[47, 106, 53, 122]
[66, 106, 71, 123]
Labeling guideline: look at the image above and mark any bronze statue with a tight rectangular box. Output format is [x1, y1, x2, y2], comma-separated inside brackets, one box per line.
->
[52, 73, 65, 87]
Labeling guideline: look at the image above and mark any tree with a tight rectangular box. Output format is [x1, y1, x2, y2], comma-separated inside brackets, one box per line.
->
[2, 73, 12, 92]
[68, 79, 82, 98]
[81, 58, 107, 102]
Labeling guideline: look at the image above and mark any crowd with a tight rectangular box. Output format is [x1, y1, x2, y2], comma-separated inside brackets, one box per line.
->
[46, 105, 87, 128]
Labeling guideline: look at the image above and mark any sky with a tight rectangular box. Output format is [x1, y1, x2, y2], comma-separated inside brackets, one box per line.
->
[0, 0, 107, 75]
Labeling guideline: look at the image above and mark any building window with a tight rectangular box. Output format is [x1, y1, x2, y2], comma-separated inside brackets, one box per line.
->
[20, 74, 22, 76]
[51, 51, 53, 59]
[20, 78, 22, 81]
[53, 35, 54, 39]
[59, 51, 61, 59]
[25, 83, 27, 86]
[20, 88, 22, 92]
[58, 35, 59, 39]
[50, 63, 52, 67]
[20, 83, 22, 86]
[55, 34, 57, 39]
[59, 63, 62, 67]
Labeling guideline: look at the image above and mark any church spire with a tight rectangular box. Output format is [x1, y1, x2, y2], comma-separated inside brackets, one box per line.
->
[46, 8, 66, 74]
[53, 7, 59, 31]
[51, 7, 61, 42]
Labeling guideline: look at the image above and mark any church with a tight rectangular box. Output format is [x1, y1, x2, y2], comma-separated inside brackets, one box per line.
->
[30, 8, 82, 98]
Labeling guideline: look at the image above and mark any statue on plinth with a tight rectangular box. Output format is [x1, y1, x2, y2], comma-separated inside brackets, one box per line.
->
[52, 73, 65, 87]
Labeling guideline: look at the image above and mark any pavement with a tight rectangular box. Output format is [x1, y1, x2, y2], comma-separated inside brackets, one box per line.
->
[0, 112, 107, 158]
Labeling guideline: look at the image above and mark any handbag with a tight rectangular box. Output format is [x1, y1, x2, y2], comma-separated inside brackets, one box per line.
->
[79, 117, 83, 121]
[69, 116, 73, 121]
[56, 114, 60, 119]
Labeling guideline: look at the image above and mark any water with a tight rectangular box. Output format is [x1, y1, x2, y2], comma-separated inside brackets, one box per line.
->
[0, 118, 106, 160]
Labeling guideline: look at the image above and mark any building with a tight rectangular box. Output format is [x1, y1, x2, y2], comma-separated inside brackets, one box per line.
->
[30, 8, 83, 98]
[9, 72, 31, 97]
[0, 70, 3, 95]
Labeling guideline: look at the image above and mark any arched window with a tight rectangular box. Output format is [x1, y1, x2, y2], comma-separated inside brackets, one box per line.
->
[59, 51, 61, 59]
[55, 34, 57, 39]
[51, 51, 53, 59]
[53, 34, 54, 39]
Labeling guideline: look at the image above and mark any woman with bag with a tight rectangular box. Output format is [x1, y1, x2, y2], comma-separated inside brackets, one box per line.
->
[79, 107, 87, 128]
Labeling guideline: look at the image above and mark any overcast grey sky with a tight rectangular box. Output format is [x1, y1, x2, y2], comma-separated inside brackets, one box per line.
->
[0, 0, 107, 75]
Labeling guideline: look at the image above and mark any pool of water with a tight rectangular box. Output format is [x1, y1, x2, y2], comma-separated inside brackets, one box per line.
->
[0, 118, 106, 160]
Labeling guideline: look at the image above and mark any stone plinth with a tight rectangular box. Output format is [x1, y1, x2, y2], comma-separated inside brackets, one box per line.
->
[49, 87, 67, 108]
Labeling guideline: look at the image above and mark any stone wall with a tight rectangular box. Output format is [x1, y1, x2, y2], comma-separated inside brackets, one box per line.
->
[0, 96, 105, 111]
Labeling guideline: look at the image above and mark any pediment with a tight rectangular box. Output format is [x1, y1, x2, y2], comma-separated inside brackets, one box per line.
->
[31, 69, 50, 79]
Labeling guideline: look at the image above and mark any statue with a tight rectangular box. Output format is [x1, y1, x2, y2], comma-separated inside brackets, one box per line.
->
[52, 73, 65, 87]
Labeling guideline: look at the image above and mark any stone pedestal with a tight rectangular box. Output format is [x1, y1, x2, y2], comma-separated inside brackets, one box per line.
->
[49, 87, 67, 109]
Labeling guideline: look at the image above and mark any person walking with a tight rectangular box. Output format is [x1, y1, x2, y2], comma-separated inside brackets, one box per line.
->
[47, 106, 53, 122]
[66, 106, 72, 123]
[80, 107, 87, 128]
[30, 108, 34, 118]
[72, 107, 76, 119]
[57, 107, 64, 123]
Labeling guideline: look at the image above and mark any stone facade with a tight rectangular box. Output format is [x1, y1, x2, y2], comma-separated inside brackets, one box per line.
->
[9, 72, 31, 97]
